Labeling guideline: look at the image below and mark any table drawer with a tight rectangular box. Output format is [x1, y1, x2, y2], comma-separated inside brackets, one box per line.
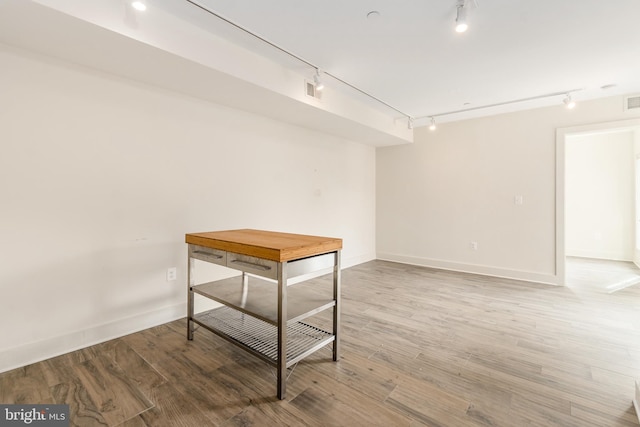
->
[288, 252, 335, 278]
[189, 245, 227, 266]
[227, 252, 278, 280]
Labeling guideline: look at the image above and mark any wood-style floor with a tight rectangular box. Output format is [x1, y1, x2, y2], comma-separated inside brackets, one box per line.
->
[2, 259, 640, 426]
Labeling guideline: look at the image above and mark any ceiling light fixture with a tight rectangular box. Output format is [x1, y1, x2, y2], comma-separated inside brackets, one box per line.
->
[131, 1, 147, 11]
[314, 70, 325, 91]
[429, 117, 437, 131]
[408, 117, 414, 130]
[455, 1, 468, 33]
[563, 94, 576, 109]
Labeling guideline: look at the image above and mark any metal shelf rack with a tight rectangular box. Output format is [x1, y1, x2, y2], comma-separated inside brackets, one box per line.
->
[185, 229, 342, 400]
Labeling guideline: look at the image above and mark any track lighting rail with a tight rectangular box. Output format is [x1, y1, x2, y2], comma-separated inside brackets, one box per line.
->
[184, 0, 411, 120]
[181, 1, 584, 130]
[415, 88, 585, 122]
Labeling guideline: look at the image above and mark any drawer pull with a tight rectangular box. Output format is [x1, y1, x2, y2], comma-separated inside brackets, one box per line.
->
[193, 250, 223, 259]
[230, 260, 271, 271]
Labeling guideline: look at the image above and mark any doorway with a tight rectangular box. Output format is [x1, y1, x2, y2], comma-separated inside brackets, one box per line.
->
[556, 118, 640, 289]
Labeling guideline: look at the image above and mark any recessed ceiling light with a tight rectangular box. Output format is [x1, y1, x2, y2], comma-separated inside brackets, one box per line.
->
[131, 1, 146, 11]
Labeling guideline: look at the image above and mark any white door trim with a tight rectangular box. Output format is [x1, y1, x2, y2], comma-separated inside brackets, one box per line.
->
[555, 118, 640, 286]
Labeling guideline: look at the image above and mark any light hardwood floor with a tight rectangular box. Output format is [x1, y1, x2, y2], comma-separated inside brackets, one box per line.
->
[2, 260, 640, 426]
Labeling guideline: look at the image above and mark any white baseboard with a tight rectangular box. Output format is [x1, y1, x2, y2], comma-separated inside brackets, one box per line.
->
[0, 303, 185, 374]
[376, 252, 560, 286]
[634, 381, 640, 424]
[566, 249, 633, 262]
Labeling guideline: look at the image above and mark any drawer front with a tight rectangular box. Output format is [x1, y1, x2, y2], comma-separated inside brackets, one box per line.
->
[287, 252, 335, 278]
[189, 245, 227, 266]
[227, 252, 278, 280]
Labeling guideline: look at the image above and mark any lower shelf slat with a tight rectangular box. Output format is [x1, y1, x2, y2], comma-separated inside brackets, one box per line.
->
[193, 306, 334, 367]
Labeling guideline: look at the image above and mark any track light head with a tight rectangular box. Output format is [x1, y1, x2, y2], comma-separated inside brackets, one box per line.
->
[455, 2, 468, 33]
[429, 117, 437, 131]
[314, 70, 324, 91]
[131, 1, 147, 11]
[563, 94, 576, 109]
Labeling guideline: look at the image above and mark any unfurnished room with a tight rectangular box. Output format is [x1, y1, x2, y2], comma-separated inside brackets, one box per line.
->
[1, 1, 640, 426]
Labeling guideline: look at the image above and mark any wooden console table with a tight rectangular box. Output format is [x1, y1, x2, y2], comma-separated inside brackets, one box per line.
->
[185, 229, 342, 399]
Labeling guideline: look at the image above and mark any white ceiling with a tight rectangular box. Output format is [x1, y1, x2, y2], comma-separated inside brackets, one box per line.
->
[2, 0, 640, 138]
[184, 0, 640, 121]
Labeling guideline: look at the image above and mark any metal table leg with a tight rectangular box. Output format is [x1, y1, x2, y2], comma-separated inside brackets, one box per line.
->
[187, 256, 195, 340]
[333, 250, 341, 361]
[277, 262, 288, 399]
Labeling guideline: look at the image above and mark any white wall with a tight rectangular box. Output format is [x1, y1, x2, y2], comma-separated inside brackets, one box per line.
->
[377, 96, 640, 284]
[0, 43, 376, 372]
[565, 131, 635, 260]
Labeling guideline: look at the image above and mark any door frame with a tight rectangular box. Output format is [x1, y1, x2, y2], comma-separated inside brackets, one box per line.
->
[635, 153, 640, 269]
[555, 118, 640, 286]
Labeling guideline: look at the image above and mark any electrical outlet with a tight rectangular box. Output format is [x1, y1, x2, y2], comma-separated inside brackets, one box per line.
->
[470, 241, 478, 250]
[166, 267, 177, 281]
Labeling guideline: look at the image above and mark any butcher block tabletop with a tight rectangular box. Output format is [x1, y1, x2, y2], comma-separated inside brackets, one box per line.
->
[185, 229, 342, 262]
